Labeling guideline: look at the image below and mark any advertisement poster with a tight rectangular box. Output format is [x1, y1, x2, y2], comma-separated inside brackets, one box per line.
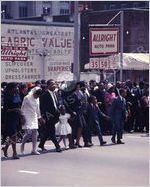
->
[1, 23, 74, 82]
[89, 28, 119, 56]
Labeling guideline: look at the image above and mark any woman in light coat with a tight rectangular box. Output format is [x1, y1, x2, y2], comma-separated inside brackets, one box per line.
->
[21, 87, 45, 155]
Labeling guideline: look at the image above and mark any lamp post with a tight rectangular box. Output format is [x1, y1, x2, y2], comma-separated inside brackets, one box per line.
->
[39, 50, 48, 80]
[73, 1, 80, 81]
[120, 11, 124, 82]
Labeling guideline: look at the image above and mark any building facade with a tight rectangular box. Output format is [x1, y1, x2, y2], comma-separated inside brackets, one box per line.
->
[1, 1, 71, 19]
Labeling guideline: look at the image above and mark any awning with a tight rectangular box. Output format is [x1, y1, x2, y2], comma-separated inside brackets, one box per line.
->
[122, 53, 149, 70]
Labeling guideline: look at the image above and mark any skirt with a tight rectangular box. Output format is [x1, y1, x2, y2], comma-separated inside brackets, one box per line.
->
[55, 122, 72, 136]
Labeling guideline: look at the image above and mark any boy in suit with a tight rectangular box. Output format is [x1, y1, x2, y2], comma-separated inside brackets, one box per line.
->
[87, 96, 110, 146]
[110, 88, 127, 144]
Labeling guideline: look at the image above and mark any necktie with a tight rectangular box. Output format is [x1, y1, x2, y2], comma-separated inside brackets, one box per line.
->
[53, 92, 58, 105]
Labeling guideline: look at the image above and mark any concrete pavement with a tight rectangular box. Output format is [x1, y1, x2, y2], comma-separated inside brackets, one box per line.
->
[1, 133, 149, 186]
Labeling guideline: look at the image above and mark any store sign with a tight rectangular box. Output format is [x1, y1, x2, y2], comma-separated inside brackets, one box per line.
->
[1, 45, 28, 61]
[89, 28, 119, 56]
[89, 55, 119, 69]
[1, 23, 74, 82]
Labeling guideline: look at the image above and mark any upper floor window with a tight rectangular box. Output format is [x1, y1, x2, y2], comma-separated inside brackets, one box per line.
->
[43, 7, 51, 14]
[133, 2, 140, 8]
[121, 4, 127, 9]
[60, 9, 70, 15]
[109, 4, 116, 10]
[19, 2, 28, 17]
[60, 1, 70, 3]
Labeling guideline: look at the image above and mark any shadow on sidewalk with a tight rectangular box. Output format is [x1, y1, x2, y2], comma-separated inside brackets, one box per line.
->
[95, 143, 117, 147]
[1, 147, 66, 161]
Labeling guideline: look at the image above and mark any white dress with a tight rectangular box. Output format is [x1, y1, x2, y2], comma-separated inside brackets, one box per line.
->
[21, 94, 41, 130]
[55, 113, 72, 136]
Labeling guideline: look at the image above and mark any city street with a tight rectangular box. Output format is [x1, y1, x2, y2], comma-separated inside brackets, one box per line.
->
[1, 133, 149, 186]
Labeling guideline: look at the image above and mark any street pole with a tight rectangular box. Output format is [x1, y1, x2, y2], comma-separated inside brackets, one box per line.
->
[73, 1, 80, 81]
[40, 51, 46, 80]
[42, 55, 45, 80]
[114, 69, 116, 84]
[120, 11, 124, 81]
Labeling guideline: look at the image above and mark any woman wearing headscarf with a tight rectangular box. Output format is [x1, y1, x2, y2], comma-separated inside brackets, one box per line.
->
[2, 82, 22, 159]
[104, 83, 116, 134]
[20, 87, 45, 155]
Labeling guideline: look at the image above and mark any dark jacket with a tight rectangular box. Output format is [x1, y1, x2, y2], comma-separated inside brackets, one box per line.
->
[87, 103, 106, 127]
[40, 90, 59, 125]
[110, 96, 126, 125]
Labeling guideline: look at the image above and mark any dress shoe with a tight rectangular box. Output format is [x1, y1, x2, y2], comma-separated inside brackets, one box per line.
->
[75, 143, 83, 148]
[77, 144, 83, 148]
[84, 143, 92, 147]
[13, 155, 20, 159]
[38, 145, 47, 152]
[69, 145, 77, 149]
[111, 138, 116, 144]
[56, 148, 62, 152]
[65, 146, 69, 150]
[100, 141, 107, 146]
[2, 147, 8, 158]
[31, 151, 40, 155]
[117, 140, 125, 144]
[89, 143, 94, 146]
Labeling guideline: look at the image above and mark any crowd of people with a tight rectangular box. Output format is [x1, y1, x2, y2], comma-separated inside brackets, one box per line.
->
[1, 79, 149, 159]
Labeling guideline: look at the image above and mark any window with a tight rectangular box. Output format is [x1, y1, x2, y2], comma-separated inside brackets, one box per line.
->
[103, 5, 107, 10]
[121, 4, 127, 9]
[19, 7, 27, 17]
[19, 2, 28, 17]
[60, 1, 70, 4]
[110, 4, 116, 10]
[145, 1, 149, 8]
[43, 7, 51, 14]
[133, 2, 140, 8]
[60, 9, 69, 15]
[1, 3, 7, 18]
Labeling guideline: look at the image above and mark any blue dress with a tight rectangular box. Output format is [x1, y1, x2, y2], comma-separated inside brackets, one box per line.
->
[4, 93, 22, 137]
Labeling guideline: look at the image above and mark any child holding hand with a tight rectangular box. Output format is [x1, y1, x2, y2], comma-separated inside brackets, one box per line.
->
[55, 105, 72, 150]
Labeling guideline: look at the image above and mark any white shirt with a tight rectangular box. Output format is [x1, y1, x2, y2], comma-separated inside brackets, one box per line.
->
[48, 90, 58, 110]
[120, 96, 125, 103]
[120, 95, 123, 101]
[21, 94, 41, 129]
[85, 88, 90, 97]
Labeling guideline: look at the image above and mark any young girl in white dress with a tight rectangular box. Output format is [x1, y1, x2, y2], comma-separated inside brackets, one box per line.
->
[55, 105, 72, 149]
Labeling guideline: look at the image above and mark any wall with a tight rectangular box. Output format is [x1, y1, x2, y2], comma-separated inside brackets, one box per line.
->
[1, 22, 74, 83]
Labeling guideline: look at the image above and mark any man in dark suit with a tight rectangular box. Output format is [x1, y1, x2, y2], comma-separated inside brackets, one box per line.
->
[110, 88, 127, 144]
[114, 81, 121, 97]
[134, 81, 145, 132]
[93, 82, 106, 135]
[38, 79, 62, 152]
[87, 96, 110, 146]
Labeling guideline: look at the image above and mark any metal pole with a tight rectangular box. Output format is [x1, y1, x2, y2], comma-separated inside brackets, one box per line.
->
[114, 70, 116, 84]
[42, 55, 45, 80]
[73, 1, 80, 81]
[120, 11, 124, 81]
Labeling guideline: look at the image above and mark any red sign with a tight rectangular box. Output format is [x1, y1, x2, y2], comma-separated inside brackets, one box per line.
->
[1, 46, 28, 61]
[89, 28, 119, 56]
